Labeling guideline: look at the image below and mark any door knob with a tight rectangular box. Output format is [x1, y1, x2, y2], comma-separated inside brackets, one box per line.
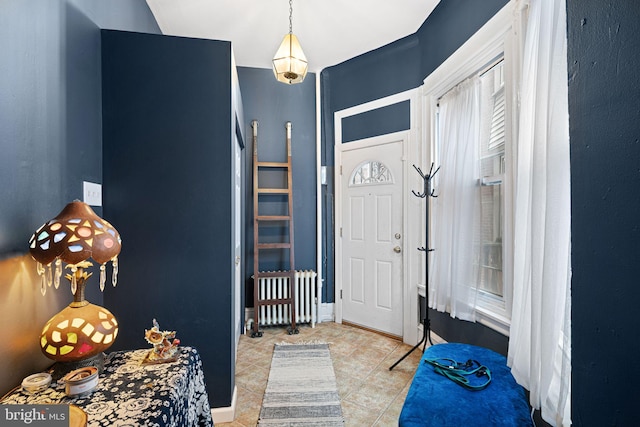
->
[394, 246, 401, 253]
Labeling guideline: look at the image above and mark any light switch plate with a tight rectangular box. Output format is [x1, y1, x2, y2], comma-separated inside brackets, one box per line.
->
[83, 181, 102, 206]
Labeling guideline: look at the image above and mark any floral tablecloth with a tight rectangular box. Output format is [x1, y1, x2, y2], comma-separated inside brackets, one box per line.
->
[2, 346, 214, 427]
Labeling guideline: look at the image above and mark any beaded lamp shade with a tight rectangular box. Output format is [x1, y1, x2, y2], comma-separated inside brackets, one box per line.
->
[29, 201, 121, 295]
[28, 200, 122, 363]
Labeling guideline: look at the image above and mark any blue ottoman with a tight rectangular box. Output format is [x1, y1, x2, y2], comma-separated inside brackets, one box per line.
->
[399, 343, 532, 426]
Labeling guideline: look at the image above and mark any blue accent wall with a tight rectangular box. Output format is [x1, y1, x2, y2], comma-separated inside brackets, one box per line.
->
[417, 0, 507, 77]
[237, 68, 318, 303]
[324, 35, 422, 114]
[0, 0, 160, 400]
[101, 30, 235, 408]
[0, 0, 158, 259]
[567, 0, 640, 424]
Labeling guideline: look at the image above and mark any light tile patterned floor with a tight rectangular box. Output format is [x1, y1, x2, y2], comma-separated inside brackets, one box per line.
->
[216, 322, 444, 427]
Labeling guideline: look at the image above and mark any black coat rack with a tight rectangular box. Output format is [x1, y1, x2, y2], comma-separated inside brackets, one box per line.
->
[389, 163, 439, 371]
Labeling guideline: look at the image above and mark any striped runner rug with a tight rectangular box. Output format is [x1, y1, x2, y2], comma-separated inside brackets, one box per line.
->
[258, 342, 345, 426]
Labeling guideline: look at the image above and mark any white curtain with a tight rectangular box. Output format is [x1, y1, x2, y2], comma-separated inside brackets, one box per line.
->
[507, 0, 572, 425]
[429, 76, 481, 322]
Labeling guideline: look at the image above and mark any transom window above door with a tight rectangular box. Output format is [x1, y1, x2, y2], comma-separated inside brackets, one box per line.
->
[350, 160, 393, 186]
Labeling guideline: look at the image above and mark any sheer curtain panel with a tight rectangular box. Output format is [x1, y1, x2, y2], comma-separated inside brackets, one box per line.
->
[506, 0, 571, 425]
[429, 76, 481, 322]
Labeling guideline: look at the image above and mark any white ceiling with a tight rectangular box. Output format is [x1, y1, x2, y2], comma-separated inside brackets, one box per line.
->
[146, 0, 440, 73]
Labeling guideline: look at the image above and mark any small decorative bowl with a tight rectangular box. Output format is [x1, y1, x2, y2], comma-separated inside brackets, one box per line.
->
[62, 366, 99, 397]
[21, 372, 52, 394]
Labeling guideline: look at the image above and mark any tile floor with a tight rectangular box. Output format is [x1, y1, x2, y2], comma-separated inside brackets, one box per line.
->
[216, 322, 444, 427]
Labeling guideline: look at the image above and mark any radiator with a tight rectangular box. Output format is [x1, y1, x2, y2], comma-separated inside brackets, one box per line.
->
[256, 270, 318, 328]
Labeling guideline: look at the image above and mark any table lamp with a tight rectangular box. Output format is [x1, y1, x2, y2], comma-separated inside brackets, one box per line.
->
[28, 200, 122, 375]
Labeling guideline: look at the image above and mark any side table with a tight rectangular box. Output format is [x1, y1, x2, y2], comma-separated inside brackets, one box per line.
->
[1, 346, 214, 427]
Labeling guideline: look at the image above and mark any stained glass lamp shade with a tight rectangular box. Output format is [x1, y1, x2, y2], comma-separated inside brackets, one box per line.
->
[29, 201, 122, 363]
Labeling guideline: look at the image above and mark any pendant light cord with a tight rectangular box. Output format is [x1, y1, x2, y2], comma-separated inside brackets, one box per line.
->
[289, 0, 293, 34]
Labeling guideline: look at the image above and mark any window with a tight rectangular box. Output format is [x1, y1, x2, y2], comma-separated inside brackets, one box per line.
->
[424, 3, 516, 335]
[431, 61, 510, 325]
[475, 60, 512, 332]
[478, 61, 505, 300]
[350, 160, 393, 186]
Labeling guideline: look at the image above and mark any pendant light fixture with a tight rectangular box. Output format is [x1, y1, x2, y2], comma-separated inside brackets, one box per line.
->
[272, 0, 308, 84]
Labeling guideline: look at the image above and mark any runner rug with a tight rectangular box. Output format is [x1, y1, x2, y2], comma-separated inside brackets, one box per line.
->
[258, 342, 345, 426]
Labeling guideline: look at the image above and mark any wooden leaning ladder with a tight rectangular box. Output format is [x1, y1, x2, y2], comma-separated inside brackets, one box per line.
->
[251, 120, 299, 337]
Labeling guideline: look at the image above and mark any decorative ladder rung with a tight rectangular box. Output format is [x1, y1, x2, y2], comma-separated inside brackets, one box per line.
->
[257, 161, 289, 168]
[256, 215, 291, 221]
[255, 297, 292, 306]
[257, 188, 289, 194]
[257, 243, 291, 250]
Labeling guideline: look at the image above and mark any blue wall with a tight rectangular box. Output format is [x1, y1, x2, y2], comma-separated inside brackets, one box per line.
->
[567, 0, 640, 425]
[416, 0, 507, 78]
[0, 0, 156, 258]
[237, 68, 318, 302]
[101, 30, 236, 409]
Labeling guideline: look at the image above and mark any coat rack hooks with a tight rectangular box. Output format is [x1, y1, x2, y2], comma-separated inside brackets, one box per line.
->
[411, 163, 440, 198]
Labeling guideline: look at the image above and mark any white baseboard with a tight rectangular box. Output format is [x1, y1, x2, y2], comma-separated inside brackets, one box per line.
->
[211, 386, 237, 424]
[318, 303, 334, 323]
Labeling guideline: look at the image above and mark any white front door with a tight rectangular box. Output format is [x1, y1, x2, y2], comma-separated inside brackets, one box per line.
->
[340, 138, 404, 337]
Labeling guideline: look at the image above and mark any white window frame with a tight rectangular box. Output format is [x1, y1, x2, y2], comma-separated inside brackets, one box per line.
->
[421, 1, 519, 336]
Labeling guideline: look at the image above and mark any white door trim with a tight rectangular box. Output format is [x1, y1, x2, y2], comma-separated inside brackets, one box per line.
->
[334, 88, 423, 345]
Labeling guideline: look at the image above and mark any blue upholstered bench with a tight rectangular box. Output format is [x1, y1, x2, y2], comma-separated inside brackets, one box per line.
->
[399, 343, 532, 426]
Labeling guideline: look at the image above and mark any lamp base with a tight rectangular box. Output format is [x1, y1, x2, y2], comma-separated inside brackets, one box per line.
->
[49, 353, 105, 381]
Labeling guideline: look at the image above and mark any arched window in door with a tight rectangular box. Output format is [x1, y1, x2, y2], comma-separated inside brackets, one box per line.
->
[349, 160, 393, 186]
